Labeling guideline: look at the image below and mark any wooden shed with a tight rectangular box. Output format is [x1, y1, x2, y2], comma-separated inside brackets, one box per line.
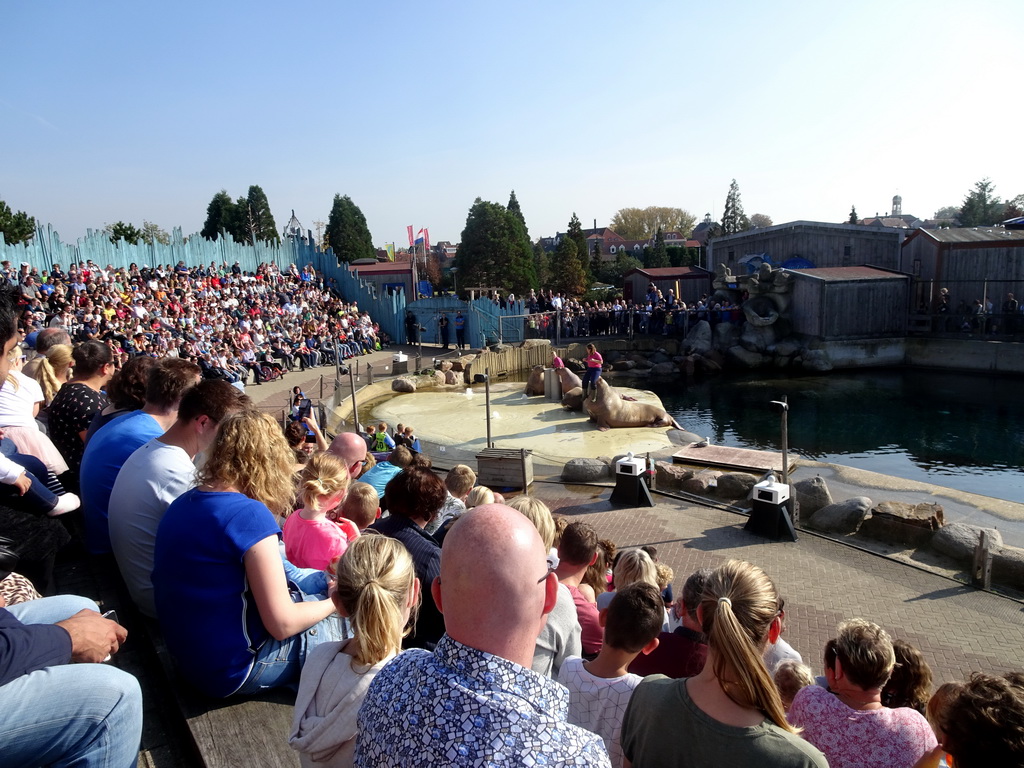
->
[347, 260, 417, 298]
[901, 228, 1024, 310]
[707, 221, 905, 275]
[623, 266, 713, 305]
[788, 266, 910, 340]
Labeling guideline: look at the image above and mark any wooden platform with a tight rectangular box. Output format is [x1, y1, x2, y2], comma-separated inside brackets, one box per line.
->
[672, 443, 788, 474]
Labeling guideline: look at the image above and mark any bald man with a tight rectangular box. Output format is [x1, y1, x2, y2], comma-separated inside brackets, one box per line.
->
[327, 431, 368, 479]
[355, 505, 610, 767]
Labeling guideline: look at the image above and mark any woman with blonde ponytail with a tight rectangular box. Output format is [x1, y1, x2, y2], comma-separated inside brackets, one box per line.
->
[283, 452, 358, 571]
[34, 343, 73, 406]
[620, 559, 828, 768]
[290, 535, 420, 767]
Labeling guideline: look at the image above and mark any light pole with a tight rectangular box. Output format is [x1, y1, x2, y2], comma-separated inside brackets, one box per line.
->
[769, 396, 789, 486]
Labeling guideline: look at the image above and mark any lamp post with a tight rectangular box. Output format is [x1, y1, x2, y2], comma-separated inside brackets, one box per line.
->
[769, 396, 789, 486]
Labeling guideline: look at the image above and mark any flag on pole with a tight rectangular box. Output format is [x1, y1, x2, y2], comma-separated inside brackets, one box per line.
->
[406, 226, 414, 247]
[423, 228, 430, 250]
[385, 243, 395, 261]
[414, 228, 425, 246]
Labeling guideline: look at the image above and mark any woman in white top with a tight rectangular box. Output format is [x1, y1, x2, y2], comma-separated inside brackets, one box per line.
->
[0, 345, 69, 475]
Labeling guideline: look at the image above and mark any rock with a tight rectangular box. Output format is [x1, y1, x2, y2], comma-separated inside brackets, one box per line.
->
[684, 321, 713, 356]
[726, 345, 767, 368]
[740, 324, 776, 353]
[713, 322, 740, 351]
[993, 547, 1024, 590]
[649, 351, 671, 365]
[629, 354, 654, 369]
[808, 497, 873, 535]
[697, 355, 723, 374]
[666, 429, 703, 446]
[561, 457, 611, 483]
[443, 369, 459, 385]
[802, 349, 833, 372]
[655, 462, 694, 489]
[450, 360, 466, 372]
[392, 377, 416, 393]
[650, 362, 678, 377]
[717, 472, 758, 499]
[794, 476, 833, 519]
[566, 358, 585, 373]
[520, 338, 551, 351]
[931, 523, 1003, 562]
[604, 350, 622, 363]
[775, 339, 802, 357]
[681, 356, 696, 376]
[612, 359, 637, 371]
[860, 501, 943, 548]
[489, 343, 509, 353]
[681, 469, 720, 495]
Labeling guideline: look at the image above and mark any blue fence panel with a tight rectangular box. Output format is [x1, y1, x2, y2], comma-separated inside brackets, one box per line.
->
[405, 296, 526, 348]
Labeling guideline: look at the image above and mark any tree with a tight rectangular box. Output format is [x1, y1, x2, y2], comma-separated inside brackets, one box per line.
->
[609, 206, 697, 239]
[454, 197, 535, 295]
[107, 221, 143, 245]
[567, 213, 589, 284]
[507, 190, 527, 236]
[959, 178, 1003, 228]
[749, 213, 773, 229]
[201, 190, 236, 240]
[533, 242, 550, 288]
[141, 220, 170, 245]
[646, 227, 669, 268]
[0, 199, 36, 244]
[505, 191, 538, 294]
[720, 179, 749, 235]
[238, 185, 279, 244]
[848, 206, 859, 225]
[1003, 194, 1024, 220]
[550, 236, 586, 297]
[326, 194, 376, 263]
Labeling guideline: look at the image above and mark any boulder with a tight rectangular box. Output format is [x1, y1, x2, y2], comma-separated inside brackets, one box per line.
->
[650, 362, 678, 377]
[489, 343, 509, 354]
[655, 462, 694, 490]
[666, 429, 703, 446]
[726, 345, 768, 368]
[392, 377, 416, 393]
[681, 469, 720, 495]
[566, 358, 586, 373]
[684, 321, 713, 356]
[931, 523, 1003, 562]
[520, 338, 551, 351]
[561, 457, 611, 483]
[604, 350, 623, 363]
[802, 349, 833, 372]
[794, 476, 833, 519]
[775, 339, 802, 357]
[612, 359, 637, 371]
[717, 472, 758, 499]
[740, 324, 776, 353]
[808, 496, 872, 535]
[713, 322, 740, 351]
[629, 354, 654, 369]
[993, 547, 1024, 590]
[443, 368, 459, 385]
[697, 354, 723, 374]
[860, 501, 943, 548]
[450, 359, 467, 372]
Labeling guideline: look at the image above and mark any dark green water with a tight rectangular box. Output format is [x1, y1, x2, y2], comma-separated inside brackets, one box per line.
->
[643, 369, 1024, 504]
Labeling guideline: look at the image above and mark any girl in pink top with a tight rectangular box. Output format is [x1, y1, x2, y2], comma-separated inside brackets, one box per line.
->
[582, 343, 603, 401]
[283, 452, 359, 572]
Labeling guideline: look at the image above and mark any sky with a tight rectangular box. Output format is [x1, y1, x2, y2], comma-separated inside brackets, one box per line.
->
[2, 0, 1022, 247]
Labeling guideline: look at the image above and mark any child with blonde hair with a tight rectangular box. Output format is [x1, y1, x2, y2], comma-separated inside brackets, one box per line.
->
[773, 659, 815, 712]
[283, 452, 357, 571]
[290, 535, 420, 767]
[332, 482, 379, 531]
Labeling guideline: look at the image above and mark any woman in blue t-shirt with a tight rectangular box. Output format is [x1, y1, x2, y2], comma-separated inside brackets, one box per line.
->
[153, 410, 344, 697]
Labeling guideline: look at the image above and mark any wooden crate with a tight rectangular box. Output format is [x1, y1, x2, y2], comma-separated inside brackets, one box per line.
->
[476, 448, 534, 490]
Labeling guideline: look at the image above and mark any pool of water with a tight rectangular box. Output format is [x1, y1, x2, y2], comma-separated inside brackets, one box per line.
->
[640, 369, 1024, 504]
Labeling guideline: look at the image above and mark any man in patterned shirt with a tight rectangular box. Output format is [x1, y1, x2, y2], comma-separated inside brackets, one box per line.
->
[355, 504, 611, 767]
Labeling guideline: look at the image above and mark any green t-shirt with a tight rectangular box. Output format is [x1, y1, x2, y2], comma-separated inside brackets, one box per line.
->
[620, 676, 828, 768]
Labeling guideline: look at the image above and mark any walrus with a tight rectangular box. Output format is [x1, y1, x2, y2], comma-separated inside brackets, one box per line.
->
[524, 365, 546, 396]
[561, 386, 584, 411]
[583, 378, 683, 432]
[551, 356, 582, 396]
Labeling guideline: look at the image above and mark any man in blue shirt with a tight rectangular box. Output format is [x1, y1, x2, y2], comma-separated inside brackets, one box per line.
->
[356, 504, 611, 767]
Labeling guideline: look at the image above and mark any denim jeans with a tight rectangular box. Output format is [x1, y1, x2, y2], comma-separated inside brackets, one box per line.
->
[3, 595, 143, 768]
[0, 438, 58, 514]
[234, 563, 348, 695]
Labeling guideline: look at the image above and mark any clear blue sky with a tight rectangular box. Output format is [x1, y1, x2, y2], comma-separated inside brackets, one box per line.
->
[2, 0, 1021, 246]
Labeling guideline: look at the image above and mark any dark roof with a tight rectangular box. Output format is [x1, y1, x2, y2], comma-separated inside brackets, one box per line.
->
[788, 266, 906, 281]
[912, 228, 1024, 244]
[625, 266, 711, 279]
[348, 262, 414, 274]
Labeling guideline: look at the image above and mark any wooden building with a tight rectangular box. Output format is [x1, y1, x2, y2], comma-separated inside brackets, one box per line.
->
[901, 227, 1024, 310]
[788, 266, 910, 340]
[347, 260, 417, 298]
[623, 266, 712, 305]
[707, 221, 905, 274]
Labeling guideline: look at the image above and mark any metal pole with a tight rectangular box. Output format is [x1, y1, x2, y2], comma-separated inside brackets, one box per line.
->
[780, 394, 789, 486]
[367, 363, 374, 386]
[484, 366, 492, 448]
[556, 309, 561, 346]
[348, 365, 359, 433]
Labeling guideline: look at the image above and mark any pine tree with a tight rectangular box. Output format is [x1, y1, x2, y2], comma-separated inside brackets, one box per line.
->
[551, 236, 586, 297]
[533, 242, 550, 288]
[848, 205, 859, 225]
[959, 178, 1004, 227]
[647, 227, 669, 268]
[721, 179, 749, 235]
[201, 190, 236, 240]
[326, 194, 376, 262]
[567, 213, 589, 284]
[505, 191, 537, 293]
[107, 221, 143, 245]
[507, 190, 527, 236]
[0, 199, 36, 244]
[239, 185, 279, 244]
